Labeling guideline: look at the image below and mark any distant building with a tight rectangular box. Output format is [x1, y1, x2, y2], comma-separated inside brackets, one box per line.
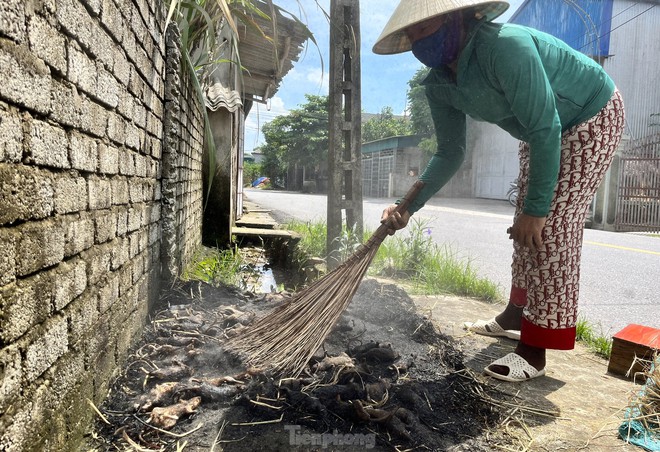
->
[361, 135, 424, 198]
[244, 150, 265, 164]
[468, 0, 660, 200]
[509, 0, 660, 140]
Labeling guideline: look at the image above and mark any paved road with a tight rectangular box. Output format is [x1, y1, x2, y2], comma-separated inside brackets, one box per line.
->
[244, 188, 660, 336]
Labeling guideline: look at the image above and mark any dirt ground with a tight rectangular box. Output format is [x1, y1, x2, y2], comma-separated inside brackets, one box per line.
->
[412, 292, 643, 452]
[85, 273, 643, 452]
[86, 278, 520, 451]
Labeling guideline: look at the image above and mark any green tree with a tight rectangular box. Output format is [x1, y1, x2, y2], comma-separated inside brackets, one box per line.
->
[258, 136, 286, 187]
[407, 67, 437, 154]
[260, 94, 329, 185]
[243, 161, 263, 186]
[361, 106, 413, 142]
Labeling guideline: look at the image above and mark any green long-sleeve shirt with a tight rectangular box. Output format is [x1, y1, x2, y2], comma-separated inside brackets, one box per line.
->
[409, 21, 615, 216]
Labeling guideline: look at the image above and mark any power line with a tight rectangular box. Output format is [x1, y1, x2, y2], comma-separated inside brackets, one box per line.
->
[562, 0, 600, 55]
[568, 1, 642, 54]
[578, 3, 656, 52]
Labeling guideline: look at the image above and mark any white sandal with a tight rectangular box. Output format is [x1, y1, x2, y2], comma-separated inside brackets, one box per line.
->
[463, 318, 521, 340]
[484, 352, 546, 382]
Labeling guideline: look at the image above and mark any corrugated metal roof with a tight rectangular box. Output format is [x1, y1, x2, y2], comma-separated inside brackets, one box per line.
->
[206, 83, 243, 112]
[361, 135, 423, 154]
[236, 2, 309, 104]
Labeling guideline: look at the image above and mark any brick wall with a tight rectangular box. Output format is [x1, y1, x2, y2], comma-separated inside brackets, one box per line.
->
[161, 25, 204, 280]
[0, 0, 205, 450]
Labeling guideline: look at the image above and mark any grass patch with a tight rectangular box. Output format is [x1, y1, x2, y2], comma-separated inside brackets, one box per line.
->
[284, 219, 328, 271]
[287, 218, 503, 302]
[284, 219, 363, 272]
[371, 218, 502, 301]
[576, 319, 613, 358]
[181, 246, 244, 287]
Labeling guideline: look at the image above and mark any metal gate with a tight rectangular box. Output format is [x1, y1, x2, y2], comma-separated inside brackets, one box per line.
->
[362, 150, 395, 197]
[615, 133, 660, 232]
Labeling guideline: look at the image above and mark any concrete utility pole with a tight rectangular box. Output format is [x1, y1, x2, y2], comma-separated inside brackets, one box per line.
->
[327, 0, 363, 269]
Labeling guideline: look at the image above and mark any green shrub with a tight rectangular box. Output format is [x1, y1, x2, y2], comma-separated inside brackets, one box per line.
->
[182, 246, 243, 286]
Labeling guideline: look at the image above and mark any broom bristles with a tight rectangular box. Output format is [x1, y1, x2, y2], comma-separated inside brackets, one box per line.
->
[228, 241, 380, 377]
[228, 181, 425, 377]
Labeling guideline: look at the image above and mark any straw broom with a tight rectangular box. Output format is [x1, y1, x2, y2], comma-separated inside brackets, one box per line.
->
[228, 180, 425, 377]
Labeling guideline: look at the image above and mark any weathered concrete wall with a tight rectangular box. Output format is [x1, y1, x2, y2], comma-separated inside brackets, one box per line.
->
[0, 0, 204, 450]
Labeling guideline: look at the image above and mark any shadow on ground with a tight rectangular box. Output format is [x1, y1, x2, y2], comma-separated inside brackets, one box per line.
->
[413, 292, 640, 451]
[86, 279, 564, 451]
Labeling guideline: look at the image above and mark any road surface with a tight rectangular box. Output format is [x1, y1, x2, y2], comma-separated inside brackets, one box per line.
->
[244, 188, 660, 336]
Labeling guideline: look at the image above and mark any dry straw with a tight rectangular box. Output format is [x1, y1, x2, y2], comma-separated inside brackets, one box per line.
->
[228, 181, 425, 377]
[631, 355, 660, 434]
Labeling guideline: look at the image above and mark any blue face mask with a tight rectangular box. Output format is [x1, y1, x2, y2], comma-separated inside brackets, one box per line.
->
[411, 15, 462, 68]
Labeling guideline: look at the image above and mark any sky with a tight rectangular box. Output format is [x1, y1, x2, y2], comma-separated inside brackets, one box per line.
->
[244, 0, 525, 151]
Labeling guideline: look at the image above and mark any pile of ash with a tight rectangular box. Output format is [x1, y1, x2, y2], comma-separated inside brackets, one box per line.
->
[88, 279, 506, 451]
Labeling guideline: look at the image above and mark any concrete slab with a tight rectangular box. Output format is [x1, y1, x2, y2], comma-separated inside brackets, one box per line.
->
[412, 293, 642, 451]
[232, 226, 300, 239]
[234, 201, 294, 238]
[237, 201, 279, 229]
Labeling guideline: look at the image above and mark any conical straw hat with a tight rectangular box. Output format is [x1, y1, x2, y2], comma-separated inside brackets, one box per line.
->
[373, 0, 509, 54]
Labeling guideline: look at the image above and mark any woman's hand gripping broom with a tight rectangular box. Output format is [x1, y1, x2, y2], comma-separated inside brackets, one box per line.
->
[228, 181, 425, 377]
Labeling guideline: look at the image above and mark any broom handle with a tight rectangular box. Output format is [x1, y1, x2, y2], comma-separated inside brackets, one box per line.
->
[392, 179, 425, 220]
[373, 179, 425, 241]
[342, 180, 426, 267]
[364, 180, 424, 248]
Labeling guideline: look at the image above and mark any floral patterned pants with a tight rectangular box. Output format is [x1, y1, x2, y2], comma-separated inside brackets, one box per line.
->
[510, 89, 625, 350]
